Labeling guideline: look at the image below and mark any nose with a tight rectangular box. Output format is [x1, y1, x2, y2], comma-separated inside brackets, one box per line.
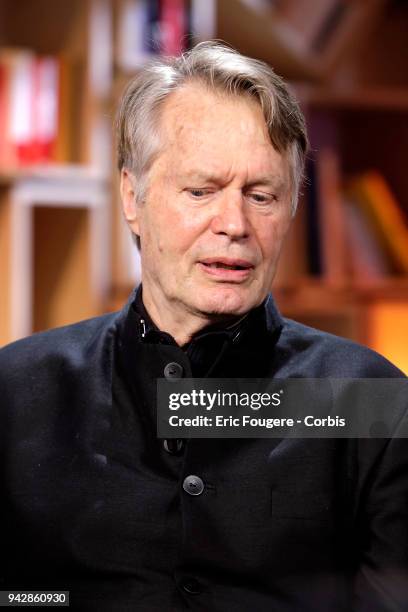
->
[210, 191, 250, 240]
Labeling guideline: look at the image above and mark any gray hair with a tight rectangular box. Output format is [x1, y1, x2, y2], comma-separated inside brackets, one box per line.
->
[116, 41, 308, 214]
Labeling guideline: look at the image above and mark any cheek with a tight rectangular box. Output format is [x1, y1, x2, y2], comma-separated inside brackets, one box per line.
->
[258, 217, 291, 262]
[168, 206, 210, 255]
[141, 201, 171, 253]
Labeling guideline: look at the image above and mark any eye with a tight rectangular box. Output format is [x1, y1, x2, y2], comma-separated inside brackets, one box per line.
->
[185, 188, 212, 199]
[247, 192, 276, 205]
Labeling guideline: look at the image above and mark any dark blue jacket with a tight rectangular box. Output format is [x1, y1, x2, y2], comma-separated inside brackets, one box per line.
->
[0, 289, 407, 611]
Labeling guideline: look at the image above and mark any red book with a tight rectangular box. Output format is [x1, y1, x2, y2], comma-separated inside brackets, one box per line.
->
[32, 56, 59, 163]
[0, 59, 7, 168]
[0, 50, 32, 168]
[160, 0, 187, 56]
[8, 50, 36, 165]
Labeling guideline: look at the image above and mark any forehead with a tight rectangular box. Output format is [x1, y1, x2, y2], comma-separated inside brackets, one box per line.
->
[155, 83, 286, 178]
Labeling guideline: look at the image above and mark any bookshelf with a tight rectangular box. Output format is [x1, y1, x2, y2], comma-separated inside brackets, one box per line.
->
[0, 0, 112, 345]
[276, 1, 408, 372]
[0, 167, 110, 342]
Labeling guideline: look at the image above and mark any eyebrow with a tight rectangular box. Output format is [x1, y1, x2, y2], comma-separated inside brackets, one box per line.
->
[182, 171, 286, 190]
[246, 177, 286, 190]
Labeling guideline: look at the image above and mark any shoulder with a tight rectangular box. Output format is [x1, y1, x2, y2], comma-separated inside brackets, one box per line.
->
[276, 317, 405, 378]
[0, 311, 122, 383]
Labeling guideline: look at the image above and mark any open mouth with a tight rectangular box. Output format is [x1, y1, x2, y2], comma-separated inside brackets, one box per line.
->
[198, 258, 254, 278]
[202, 262, 249, 270]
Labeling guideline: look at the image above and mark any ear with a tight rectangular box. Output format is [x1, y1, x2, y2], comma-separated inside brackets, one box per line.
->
[120, 169, 140, 235]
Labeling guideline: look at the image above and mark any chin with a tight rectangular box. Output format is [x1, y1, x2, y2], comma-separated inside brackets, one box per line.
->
[194, 286, 257, 318]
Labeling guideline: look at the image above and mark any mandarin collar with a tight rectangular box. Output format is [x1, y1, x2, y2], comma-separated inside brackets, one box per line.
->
[128, 284, 283, 348]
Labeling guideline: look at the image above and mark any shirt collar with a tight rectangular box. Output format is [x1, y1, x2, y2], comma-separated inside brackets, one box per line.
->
[130, 284, 283, 346]
[116, 285, 284, 380]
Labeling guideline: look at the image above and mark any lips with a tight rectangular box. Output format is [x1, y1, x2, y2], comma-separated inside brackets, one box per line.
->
[199, 257, 254, 270]
[198, 257, 254, 280]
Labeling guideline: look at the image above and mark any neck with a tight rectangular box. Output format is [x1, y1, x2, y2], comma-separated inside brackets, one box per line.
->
[140, 286, 241, 346]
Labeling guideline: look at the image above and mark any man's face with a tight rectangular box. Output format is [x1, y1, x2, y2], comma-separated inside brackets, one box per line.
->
[124, 83, 293, 325]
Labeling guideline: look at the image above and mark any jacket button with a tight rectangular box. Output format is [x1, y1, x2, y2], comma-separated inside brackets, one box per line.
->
[183, 475, 204, 496]
[163, 439, 184, 454]
[164, 362, 184, 380]
[181, 578, 202, 594]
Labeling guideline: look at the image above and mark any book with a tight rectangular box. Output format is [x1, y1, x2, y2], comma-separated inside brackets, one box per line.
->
[116, 0, 190, 69]
[54, 56, 84, 164]
[316, 146, 348, 285]
[0, 48, 35, 168]
[347, 171, 408, 273]
[0, 53, 9, 167]
[343, 196, 390, 283]
[190, 0, 216, 42]
[145, 0, 162, 54]
[304, 157, 323, 276]
[160, 0, 188, 56]
[117, 0, 153, 70]
[33, 56, 59, 163]
[0, 49, 60, 169]
[8, 49, 36, 165]
[307, 109, 348, 284]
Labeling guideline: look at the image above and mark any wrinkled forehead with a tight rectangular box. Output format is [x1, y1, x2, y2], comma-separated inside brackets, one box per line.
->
[154, 83, 289, 182]
[159, 82, 270, 147]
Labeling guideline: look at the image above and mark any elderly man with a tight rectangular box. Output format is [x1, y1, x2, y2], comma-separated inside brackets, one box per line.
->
[0, 42, 407, 611]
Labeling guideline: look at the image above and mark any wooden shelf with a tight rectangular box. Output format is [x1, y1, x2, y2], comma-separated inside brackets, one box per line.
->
[0, 0, 113, 345]
[274, 280, 408, 373]
[296, 86, 408, 111]
[0, 164, 107, 186]
[274, 278, 408, 304]
[0, 166, 110, 345]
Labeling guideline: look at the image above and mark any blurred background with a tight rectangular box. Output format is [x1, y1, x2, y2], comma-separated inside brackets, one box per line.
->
[0, 0, 407, 372]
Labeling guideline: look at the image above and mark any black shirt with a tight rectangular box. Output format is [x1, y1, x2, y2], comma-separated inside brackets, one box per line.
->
[130, 285, 282, 376]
